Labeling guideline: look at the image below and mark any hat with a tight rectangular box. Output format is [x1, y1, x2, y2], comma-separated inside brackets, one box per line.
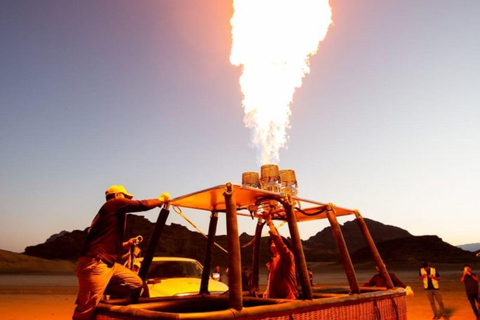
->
[105, 185, 133, 199]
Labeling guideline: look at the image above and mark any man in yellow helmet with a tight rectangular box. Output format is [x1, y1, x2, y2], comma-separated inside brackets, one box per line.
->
[72, 185, 170, 320]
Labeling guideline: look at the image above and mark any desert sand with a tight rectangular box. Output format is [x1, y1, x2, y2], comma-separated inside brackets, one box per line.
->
[1, 264, 478, 320]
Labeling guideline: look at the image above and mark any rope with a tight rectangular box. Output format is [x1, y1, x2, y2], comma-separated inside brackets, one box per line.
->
[172, 206, 228, 254]
[391, 297, 399, 320]
[295, 205, 328, 216]
[373, 300, 381, 320]
[240, 221, 287, 248]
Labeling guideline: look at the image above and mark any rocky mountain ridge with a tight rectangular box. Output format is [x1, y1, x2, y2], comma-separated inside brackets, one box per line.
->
[23, 215, 477, 267]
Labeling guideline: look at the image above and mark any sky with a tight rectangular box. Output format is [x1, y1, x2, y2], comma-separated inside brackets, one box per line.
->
[1, 0, 479, 253]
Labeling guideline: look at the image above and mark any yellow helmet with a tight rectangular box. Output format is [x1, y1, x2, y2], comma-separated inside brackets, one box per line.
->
[105, 185, 133, 199]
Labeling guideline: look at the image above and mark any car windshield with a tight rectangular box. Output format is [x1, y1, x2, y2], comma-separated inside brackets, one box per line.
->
[147, 261, 202, 279]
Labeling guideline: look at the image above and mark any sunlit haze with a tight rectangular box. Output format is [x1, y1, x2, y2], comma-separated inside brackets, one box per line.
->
[1, 0, 479, 253]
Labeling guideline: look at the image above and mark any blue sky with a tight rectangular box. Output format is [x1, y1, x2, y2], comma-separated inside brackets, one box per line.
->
[1, 0, 479, 253]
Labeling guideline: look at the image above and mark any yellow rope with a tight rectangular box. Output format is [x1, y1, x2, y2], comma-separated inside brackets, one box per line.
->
[241, 221, 287, 248]
[172, 206, 228, 254]
[262, 221, 286, 237]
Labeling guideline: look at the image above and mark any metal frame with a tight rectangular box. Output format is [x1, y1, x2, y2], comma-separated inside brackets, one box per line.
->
[132, 183, 398, 310]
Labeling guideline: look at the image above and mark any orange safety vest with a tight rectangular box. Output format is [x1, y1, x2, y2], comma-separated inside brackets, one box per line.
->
[421, 267, 439, 289]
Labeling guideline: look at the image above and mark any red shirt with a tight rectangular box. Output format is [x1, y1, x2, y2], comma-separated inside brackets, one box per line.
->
[81, 197, 160, 265]
[267, 232, 297, 299]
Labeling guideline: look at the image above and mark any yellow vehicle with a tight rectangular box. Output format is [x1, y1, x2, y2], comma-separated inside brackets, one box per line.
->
[140, 257, 228, 297]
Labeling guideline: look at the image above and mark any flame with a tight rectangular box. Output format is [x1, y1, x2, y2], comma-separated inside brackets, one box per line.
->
[230, 0, 332, 164]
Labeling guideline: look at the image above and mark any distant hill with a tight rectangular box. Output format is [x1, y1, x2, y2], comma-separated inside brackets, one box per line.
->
[22, 215, 475, 268]
[24, 215, 232, 266]
[302, 218, 413, 261]
[351, 235, 477, 264]
[0, 249, 76, 274]
[24, 229, 88, 260]
[457, 243, 480, 252]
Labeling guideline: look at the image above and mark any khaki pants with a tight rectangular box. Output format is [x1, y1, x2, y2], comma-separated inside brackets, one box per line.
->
[72, 256, 143, 320]
[426, 289, 446, 317]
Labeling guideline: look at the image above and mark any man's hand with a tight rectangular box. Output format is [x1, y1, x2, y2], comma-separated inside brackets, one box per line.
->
[158, 192, 170, 204]
[264, 214, 278, 236]
[264, 214, 272, 225]
[123, 237, 141, 250]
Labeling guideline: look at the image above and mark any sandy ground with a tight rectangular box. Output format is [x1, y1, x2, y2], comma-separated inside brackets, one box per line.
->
[0, 267, 478, 320]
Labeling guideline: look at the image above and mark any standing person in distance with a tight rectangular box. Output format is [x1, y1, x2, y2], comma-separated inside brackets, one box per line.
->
[419, 262, 448, 320]
[211, 265, 223, 282]
[73, 185, 170, 320]
[307, 267, 314, 286]
[460, 265, 479, 319]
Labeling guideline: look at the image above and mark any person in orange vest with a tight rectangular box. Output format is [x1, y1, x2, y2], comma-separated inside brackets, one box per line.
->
[419, 262, 448, 320]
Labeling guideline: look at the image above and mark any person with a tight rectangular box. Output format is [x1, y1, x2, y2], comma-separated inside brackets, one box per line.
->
[241, 267, 250, 291]
[72, 185, 170, 320]
[263, 215, 297, 299]
[307, 267, 314, 286]
[363, 264, 414, 296]
[419, 262, 448, 319]
[460, 265, 479, 319]
[211, 265, 223, 282]
[363, 264, 406, 288]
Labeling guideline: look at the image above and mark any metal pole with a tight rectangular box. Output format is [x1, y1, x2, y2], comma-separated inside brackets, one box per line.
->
[129, 245, 135, 271]
[355, 212, 394, 289]
[325, 205, 360, 294]
[224, 182, 243, 310]
[200, 211, 219, 295]
[130, 206, 170, 302]
[250, 217, 264, 293]
[138, 206, 170, 282]
[284, 194, 313, 300]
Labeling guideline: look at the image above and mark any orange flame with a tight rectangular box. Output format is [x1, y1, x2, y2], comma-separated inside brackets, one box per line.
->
[230, 0, 332, 164]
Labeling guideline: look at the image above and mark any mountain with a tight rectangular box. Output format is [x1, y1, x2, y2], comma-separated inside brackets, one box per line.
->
[0, 249, 75, 274]
[23, 215, 475, 267]
[46, 230, 69, 243]
[24, 215, 241, 267]
[302, 218, 413, 261]
[24, 229, 88, 260]
[351, 235, 476, 264]
[457, 243, 480, 252]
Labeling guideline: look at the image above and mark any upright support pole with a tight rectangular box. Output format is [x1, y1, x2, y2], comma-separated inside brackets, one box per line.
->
[250, 217, 264, 293]
[284, 194, 313, 300]
[355, 212, 394, 289]
[138, 206, 170, 282]
[200, 211, 219, 295]
[224, 183, 243, 311]
[325, 205, 360, 294]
